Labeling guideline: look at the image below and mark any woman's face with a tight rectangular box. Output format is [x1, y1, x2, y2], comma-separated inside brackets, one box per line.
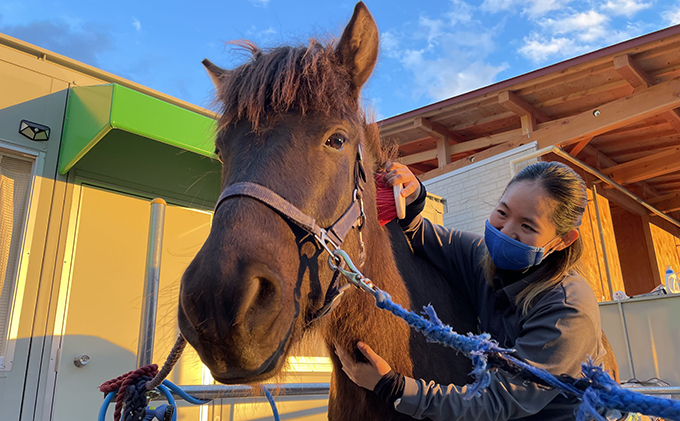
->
[489, 180, 560, 249]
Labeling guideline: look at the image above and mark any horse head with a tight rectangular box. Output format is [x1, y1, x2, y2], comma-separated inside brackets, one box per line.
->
[178, 2, 390, 384]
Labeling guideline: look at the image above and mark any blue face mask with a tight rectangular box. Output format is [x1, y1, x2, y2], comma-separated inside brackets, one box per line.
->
[484, 220, 556, 271]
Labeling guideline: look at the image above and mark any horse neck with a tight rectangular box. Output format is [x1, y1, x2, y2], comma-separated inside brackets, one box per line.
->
[323, 216, 414, 377]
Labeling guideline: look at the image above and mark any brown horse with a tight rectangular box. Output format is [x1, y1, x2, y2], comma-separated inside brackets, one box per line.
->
[177, 2, 617, 420]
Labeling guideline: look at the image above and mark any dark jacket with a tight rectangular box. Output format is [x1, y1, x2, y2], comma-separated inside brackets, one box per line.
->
[395, 186, 606, 420]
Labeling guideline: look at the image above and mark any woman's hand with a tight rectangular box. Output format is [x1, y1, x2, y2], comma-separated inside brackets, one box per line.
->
[335, 341, 393, 391]
[384, 162, 421, 206]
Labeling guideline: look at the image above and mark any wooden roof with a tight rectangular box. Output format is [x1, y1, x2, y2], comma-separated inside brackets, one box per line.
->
[378, 24, 680, 226]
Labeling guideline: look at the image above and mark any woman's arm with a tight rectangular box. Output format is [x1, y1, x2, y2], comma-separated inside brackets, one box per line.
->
[338, 285, 602, 420]
[383, 163, 483, 283]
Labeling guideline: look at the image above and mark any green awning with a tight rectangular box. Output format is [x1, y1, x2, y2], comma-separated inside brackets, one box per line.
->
[60, 84, 221, 207]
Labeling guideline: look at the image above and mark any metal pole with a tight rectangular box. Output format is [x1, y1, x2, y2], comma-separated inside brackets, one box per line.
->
[148, 382, 680, 401]
[137, 198, 167, 368]
[151, 383, 331, 400]
[592, 183, 615, 301]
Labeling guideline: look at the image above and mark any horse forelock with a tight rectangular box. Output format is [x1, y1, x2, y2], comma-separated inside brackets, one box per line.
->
[215, 38, 361, 135]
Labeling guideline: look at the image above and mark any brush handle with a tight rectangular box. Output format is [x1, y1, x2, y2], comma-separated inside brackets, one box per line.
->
[393, 184, 406, 220]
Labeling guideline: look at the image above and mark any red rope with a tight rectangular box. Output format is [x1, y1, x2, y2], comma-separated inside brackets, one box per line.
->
[99, 364, 158, 421]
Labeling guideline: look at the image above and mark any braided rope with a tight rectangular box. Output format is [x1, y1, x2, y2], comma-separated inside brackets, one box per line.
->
[122, 376, 151, 421]
[372, 289, 680, 420]
[99, 335, 187, 421]
[146, 335, 187, 390]
[99, 365, 158, 421]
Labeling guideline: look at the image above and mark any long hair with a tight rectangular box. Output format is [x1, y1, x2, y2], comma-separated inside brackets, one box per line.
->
[484, 161, 588, 315]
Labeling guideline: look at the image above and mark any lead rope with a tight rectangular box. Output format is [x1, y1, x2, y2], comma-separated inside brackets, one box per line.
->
[328, 249, 680, 421]
[99, 335, 280, 421]
[145, 335, 187, 391]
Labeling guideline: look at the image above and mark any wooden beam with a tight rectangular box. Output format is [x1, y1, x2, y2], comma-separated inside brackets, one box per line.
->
[597, 186, 649, 216]
[647, 192, 680, 205]
[535, 77, 680, 149]
[605, 147, 680, 184]
[654, 196, 680, 213]
[498, 90, 550, 123]
[613, 54, 655, 89]
[398, 149, 437, 166]
[409, 77, 680, 171]
[413, 117, 466, 143]
[569, 137, 593, 157]
[419, 136, 528, 182]
[663, 108, 680, 133]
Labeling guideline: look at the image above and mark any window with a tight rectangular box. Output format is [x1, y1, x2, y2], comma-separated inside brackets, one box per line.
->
[0, 152, 33, 363]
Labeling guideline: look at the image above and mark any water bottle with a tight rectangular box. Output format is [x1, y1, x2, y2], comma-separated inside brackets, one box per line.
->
[664, 266, 680, 294]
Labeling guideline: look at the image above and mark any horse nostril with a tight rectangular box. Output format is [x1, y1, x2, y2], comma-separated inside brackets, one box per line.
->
[252, 276, 278, 308]
[238, 271, 283, 331]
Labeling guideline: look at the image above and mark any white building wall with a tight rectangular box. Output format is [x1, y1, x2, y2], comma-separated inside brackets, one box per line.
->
[423, 143, 539, 235]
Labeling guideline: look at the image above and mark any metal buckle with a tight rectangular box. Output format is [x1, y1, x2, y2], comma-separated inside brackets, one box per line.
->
[328, 249, 376, 295]
[314, 229, 340, 261]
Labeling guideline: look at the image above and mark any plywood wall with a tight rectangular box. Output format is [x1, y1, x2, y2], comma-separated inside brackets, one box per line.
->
[649, 222, 680, 284]
[579, 190, 625, 301]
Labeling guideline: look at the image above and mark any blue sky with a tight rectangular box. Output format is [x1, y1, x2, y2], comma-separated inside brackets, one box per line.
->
[2, 0, 680, 119]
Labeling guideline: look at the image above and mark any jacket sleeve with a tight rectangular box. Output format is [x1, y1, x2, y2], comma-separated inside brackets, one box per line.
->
[398, 182, 484, 296]
[395, 290, 602, 420]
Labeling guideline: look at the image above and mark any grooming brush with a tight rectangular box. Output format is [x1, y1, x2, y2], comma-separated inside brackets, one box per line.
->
[374, 172, 407, 226]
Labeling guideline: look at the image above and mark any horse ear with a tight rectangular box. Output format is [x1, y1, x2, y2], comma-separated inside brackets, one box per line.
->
[202, 58, 227, 89]
[336, 2, 379, 94]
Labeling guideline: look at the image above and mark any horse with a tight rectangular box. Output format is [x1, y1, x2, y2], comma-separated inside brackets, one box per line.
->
[177, 3, 617, 420]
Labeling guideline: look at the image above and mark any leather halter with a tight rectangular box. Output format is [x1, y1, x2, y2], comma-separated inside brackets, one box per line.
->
[213, 147, 368, 323]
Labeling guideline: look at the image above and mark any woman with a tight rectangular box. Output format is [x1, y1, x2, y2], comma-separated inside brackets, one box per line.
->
[336, 161, 607, 420]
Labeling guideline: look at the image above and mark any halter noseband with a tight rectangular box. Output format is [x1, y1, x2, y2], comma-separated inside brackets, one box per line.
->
[213, 146, 368, 324]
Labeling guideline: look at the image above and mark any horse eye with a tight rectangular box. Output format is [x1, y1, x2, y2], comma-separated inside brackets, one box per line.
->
[214, 148, 224, 164]
[325, 133, 346, 151]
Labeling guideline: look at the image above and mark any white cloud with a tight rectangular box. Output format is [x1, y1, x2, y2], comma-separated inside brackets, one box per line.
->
[419, 16, 445, 44]
[540, 10, 609, 42]
[600, 0, 651, 17]
[380, 31, 399, 52]
[249, 0, 269, 7]
[384, 6, 507, 103]
[663, 4, 680, 25]
[518, 35, 590, 62]
[447, 0, 475, 25]
[480, 0, 574, 18]
[401, 49, 508, 101]
[132, 17, 141, 31]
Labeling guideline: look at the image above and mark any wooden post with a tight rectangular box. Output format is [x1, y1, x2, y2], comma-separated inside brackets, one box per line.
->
[610, 207, 662, 295]
[436, 137, 452, 168]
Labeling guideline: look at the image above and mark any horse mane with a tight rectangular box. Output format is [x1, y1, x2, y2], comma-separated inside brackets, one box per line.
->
[213, 39, 399, 170]
[215, 39, 357, 133]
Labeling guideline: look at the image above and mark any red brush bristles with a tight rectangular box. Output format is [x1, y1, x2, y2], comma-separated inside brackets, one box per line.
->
[375, 172, 399, 226]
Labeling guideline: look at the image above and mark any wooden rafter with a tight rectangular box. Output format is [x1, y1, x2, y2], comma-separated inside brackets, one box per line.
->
[653, 196, 680, 213]
[399, 149, 437, 166]
[419, 77, 680, 179]
[534, 77, 680, 149]
[569, 137, 594, 157]
[498, 90, 550, 122]
[498, 90, 549, 134]
[604, 147, 680, 184]
[613, 54, 655, 89]
[413, 117, 466, 143]
[663, 108, 680, 132]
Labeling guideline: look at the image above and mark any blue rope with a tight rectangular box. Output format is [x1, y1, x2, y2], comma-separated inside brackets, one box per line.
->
[99, 380, 280, 421]
[263, 386, 281, 421]
[371, 288, 680, 420]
